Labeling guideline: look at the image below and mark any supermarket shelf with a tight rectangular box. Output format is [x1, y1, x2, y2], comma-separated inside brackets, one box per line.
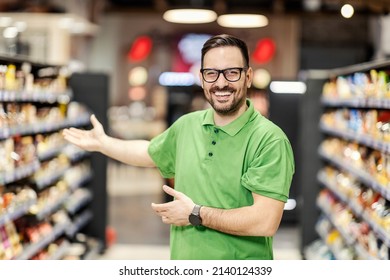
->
[0, 89, 72, 103]
[67, 171, 93, 192]
[319, 148, 390, 200]
[318, 171, 390, 248]
[0, 114, 90, 140]
[320, 123, 390, 154]
[34, 192, 71, 221]
[304, 239, 334, 260]
[0, 198, 37, 226]
[33, 165, 70, 191]
[66, 209, 93, 237]
[38, 143, 68, 162]
[0, 57, 106, 261]
[315, 212, 379, 260]
[0, 160, 40, 185]
[361, 212, 390, 248]
[83, 240, 104, 260]
[65, 189, 93, 216]
[63, 145, 90, 163]
[317, 171, 364, 216]
[14, 220, 71, 260]
[326, 59, 390, 77]
[317, 60, 390, 261]
[316, 201, 355, 246]
[315, 222, 353, 260]
[48, 239, 71, 260]
[321, 97, 390, 109]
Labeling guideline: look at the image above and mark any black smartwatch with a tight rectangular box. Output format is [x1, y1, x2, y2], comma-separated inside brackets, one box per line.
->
[189, 204, 203, 226]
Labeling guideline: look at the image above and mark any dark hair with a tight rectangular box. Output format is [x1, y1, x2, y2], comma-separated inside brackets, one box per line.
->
[201, 34, 249, 68]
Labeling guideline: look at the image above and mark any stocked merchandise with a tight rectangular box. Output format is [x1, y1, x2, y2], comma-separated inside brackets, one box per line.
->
[305, 61, 390, 260]
[0, 57, 103, 260]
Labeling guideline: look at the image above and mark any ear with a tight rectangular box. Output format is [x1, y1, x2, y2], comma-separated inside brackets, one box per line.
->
[246, 67, 253, 88]
[199, 72, 204, 88]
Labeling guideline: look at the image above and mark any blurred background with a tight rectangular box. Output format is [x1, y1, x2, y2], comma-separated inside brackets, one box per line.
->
[0, 0, 390, 260]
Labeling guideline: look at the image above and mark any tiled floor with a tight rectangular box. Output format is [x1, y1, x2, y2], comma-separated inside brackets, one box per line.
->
[100, 162, 303, 260]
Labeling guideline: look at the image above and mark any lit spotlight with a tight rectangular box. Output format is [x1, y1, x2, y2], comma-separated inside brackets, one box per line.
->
[341, 4, 354, 18]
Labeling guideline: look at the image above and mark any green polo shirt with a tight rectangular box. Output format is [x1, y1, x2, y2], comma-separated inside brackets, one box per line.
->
[148, 99, 294, 260]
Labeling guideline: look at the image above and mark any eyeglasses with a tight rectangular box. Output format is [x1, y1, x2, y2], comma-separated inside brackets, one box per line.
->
[200, 67, 247, 83]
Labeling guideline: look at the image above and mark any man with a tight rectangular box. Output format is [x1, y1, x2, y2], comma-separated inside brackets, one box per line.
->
[63, 34, 294, 260]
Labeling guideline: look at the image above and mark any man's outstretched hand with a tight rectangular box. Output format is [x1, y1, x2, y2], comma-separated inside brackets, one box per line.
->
[63, 114, 106, 152]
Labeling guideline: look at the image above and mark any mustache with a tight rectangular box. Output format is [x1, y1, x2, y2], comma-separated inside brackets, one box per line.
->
[210, 86, 235, 93]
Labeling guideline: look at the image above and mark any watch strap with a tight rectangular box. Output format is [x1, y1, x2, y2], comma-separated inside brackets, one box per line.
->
[192, 204, 202, 216]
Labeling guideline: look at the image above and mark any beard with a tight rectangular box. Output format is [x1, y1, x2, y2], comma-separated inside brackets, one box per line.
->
[206, 85, 247, 116]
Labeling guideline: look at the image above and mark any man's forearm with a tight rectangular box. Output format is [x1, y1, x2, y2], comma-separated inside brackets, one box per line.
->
[100, 135, 155, 167]
[199, 196, 285, 237]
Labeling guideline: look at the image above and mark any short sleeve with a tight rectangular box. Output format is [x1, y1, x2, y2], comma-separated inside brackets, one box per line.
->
[241, 139, 295, 202]
[148, 126, 177, 178]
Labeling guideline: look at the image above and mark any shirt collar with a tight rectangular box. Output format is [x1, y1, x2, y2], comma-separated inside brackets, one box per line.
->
[202, 99, 258, 136]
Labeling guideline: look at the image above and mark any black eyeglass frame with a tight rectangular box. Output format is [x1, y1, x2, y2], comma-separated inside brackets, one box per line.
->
[200, 67, 248, 83]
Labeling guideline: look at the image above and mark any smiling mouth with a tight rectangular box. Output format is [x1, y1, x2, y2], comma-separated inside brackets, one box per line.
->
[211, 88, 235, 96]
[214, 92, 232, 97]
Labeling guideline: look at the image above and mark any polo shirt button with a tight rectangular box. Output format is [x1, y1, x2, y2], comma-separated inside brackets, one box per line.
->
[212, 140, 216, 145]
[214, 129, 218, 133]
[208, 152, 213, 157]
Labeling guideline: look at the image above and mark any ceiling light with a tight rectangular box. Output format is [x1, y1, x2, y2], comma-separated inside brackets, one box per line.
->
[269, 81, 307, 94]
[303, 0, 321, 12]
[217, 14, 268, 28]
[163, 9, 217, 24]
[253, 69, 271, 89]
[159, 72, 195, 86]
[129, 66, 148, 86]
[341, 4, 354, 18]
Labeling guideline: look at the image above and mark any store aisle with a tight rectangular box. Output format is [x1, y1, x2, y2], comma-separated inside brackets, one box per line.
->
[100, 162, 302, 260]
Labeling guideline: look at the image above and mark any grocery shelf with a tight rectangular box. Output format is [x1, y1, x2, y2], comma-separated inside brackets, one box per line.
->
[0, 160, 40, 185]
[317, 171, 364, 216]
[316, 200, 356, 246]
[0, 198, 37, 227]
[66, 209, 93, 237]
[315, 60, 390, 260]
[0, 89, 72, 103]
[319, 148, 390, 200]
[38, 143, 68, 162]
[65, 189, 93, 216]
[315, 222, 353, 260]
[321, 97, 390, 109]
[320, 122, 390, 154]
[14, 220, 71, 260]
[0, 114, 90, 140]
[48, 239, 71, 260]
[319, 170, 390, 252]
[67, 170, 93, 192]
[34, 191, 71, 221]
[63, 145, 91, 163]
[0, 58, 107, 260]
[33, 165, 71, 191]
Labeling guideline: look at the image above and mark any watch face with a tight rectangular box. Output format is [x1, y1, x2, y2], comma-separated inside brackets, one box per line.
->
[189, 213, 202, 226]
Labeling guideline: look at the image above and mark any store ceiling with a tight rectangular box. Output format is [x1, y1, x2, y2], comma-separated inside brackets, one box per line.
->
[0, 0, 389, 17]
[104, 0, 390, 16]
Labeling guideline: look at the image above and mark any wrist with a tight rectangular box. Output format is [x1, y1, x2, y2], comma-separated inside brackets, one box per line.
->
[189, 204, 203, 226]
[98, 133, 110, 154]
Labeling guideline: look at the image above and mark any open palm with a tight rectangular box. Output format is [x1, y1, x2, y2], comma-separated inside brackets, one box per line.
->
[63, 114, 106, 152]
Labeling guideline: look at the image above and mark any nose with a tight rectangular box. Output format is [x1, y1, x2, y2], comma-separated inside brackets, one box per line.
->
[214, 72, 229, 87]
